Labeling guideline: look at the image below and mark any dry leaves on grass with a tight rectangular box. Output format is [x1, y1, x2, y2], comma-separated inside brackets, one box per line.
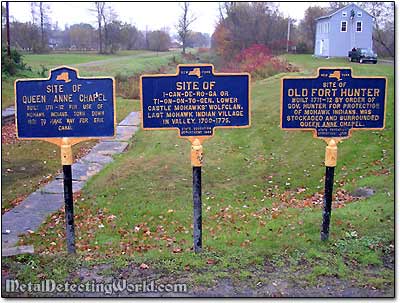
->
[2, 122, 17, 145]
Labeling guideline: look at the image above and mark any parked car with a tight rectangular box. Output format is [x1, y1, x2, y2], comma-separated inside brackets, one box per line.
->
[348, 48, 378, 64]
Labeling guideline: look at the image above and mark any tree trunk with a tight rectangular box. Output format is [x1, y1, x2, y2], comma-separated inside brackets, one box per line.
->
[40, 2, 45, 50]
[98, 18, 102, 53]
[6, 2, 11, 58]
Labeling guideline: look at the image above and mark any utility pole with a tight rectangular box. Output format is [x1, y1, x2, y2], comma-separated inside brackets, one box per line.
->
[6, 2, 11, 57]
[286, 18, 291, 53]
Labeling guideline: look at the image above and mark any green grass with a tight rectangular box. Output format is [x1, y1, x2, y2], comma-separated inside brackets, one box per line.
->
[23, 50, 181, 77]
[22, 50, 149, 72]
[1, 97, 138, 211]
[9, 55, 393, 291]
[22, 52, 111, 71]
[2, 69, 39, 110]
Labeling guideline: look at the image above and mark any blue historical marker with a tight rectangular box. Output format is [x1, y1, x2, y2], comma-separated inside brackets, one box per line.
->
[281, 68, 386, 138]
[140, 64, 250, 137]
[281, 67, 387, 241]
[15, 66, 116, 254]
[141, 64, 251, 253]
[15, 66, 116, 139]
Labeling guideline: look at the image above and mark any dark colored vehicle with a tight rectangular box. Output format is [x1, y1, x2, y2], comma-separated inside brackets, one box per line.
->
[348, 48, 378, 64]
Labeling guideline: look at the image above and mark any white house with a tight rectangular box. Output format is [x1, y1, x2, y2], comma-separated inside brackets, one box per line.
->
[314, 4, 374, 57]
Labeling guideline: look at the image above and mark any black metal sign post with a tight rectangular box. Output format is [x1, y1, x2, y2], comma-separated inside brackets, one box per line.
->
[281, 68, 387, 242]
[62, 160, 76, 253]
[191, 138, 204, 253]
[140, 65, 251, 253]
[15, 66, 116, 254]
[60, 142, 77, 253]
[193, 166, 202, 253]
[320, 140, 337, 241]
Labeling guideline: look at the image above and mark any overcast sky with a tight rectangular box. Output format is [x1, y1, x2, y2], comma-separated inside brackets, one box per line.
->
[8, 1, 330, 35]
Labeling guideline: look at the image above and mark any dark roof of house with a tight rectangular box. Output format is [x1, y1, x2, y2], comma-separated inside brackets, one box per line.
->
[316, 3, 374, 21]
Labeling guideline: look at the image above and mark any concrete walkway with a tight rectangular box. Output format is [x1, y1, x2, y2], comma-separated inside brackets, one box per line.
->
[2, 106, 15, 124]
[2, 112, 140, 254]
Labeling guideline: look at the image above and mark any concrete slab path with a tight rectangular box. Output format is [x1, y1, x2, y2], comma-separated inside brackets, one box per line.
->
[2, 112, 140, 253]
[1, 106, 15, 124]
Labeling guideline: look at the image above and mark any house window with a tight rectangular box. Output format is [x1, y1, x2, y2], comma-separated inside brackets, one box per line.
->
[342, 12, 347, 17]
[324, 23, 329, 33]
[341, 21, 347, 32]
[356, 21, 362, 32]
[357, 12, 362, 17]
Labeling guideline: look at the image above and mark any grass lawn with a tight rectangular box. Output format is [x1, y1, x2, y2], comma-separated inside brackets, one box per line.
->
[4, 55, 393, 294]
[23, 50, 181, 77]
[1, 69, 40, 110]
[22, 50, 148, 72]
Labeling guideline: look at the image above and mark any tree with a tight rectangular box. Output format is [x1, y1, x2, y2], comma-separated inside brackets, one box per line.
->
[177, 2, 196, 54]
[298, 6, 328, 52]
[102, 5, 119, 53]
[105, 20, 123, 53]
[120, 23, 145, 50]
[5, 2, 10, 57]
[147, 30, 171, 52]
[31, 2, 51, 53]
[1, 4, 6, 46]
[328, 2, 352, 10]
[361, 2, 394, 57]
[186, 31, 210, 48]
[212, 2, 291, 58]
[92, 3, 119, 53]
[10, 21, 40, 51]
[69, 23, 96, 50]
[92, 2, 105, 53]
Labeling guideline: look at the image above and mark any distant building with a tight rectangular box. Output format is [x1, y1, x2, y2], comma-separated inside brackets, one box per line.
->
[314, 3, 374, 57]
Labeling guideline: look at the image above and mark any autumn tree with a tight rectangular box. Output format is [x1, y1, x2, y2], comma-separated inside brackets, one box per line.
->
[177, 2, 196, 54]
[212, 2, 290, 59]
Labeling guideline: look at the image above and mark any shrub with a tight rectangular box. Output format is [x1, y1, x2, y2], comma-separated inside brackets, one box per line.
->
[197, 47, 210, 54]
[1, 47, 26, 75]
[296, 41, 312, 54]
[220, 44, 298, 79]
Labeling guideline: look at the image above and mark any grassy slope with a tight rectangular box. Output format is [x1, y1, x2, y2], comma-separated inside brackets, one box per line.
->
[11, 55, 394, 291]
[2, 50, 179, 109]
[23, 50, 179, 77]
